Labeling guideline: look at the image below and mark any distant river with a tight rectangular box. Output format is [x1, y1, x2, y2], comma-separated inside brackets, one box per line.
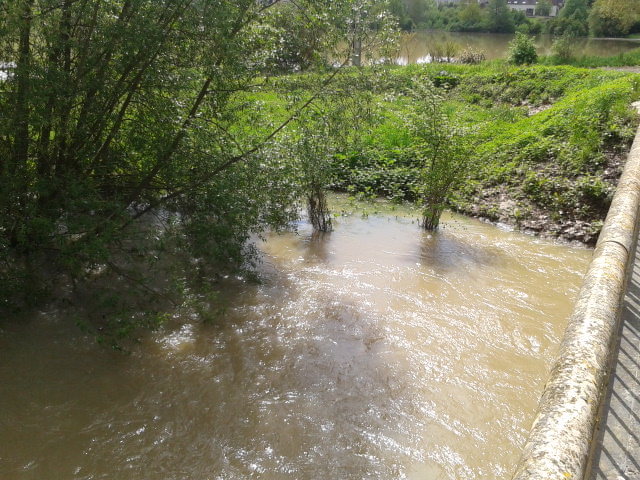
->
[395, 30, 640, 64]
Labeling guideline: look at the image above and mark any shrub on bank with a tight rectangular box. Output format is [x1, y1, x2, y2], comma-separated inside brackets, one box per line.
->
[329, 63, 640, 240]
[508, 32, 539, 65]
[539, 47, 640, 68]
[252, 62, 639, 240]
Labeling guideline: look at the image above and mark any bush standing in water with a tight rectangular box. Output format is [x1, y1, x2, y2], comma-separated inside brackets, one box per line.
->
[291, 118, 335, 233]
[405, 78, 475, 231]
[508, 32, 539, 65]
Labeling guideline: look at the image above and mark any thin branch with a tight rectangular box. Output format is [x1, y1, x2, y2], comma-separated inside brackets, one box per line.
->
[106, 260, 174, 303]
[125, 58, 350, 225]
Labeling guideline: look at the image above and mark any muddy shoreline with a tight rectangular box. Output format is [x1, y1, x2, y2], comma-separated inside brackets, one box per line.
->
[453, 149, 627, 247]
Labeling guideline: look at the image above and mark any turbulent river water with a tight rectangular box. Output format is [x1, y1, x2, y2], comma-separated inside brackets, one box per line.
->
[0, 197, 592, 480]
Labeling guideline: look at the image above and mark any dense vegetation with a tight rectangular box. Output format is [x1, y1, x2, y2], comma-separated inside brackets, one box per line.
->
[389, 0, 640, 38]
[326, 63, 639, 243]
[1, 0, 639, 346]
[0, 0, 396, 342]
[541, 47, 640, 68]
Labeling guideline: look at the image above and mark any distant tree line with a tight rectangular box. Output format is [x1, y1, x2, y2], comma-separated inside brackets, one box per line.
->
[388, 0, 640, 37]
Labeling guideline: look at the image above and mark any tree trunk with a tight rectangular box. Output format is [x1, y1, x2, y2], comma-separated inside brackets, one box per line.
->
[308, 186, 332, 232]
[421, 202, 444, 231]
[351, 38, 362, 66]
[8, 0, 35, 248]
[13, 0, 34, 171]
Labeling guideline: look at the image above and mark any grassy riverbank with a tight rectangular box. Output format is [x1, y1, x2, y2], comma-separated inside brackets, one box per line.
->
[541, 49, 640, 68]
[312, 62, 640, 244]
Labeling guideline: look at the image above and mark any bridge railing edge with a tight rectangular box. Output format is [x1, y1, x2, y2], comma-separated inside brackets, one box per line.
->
[511, 113, 640, 480]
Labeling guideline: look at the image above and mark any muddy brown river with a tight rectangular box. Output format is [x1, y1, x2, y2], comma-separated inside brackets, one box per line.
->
[0, 198, 592, 479]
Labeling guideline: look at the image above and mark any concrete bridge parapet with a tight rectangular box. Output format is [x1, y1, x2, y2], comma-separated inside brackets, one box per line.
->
[512, 106, 640, 480]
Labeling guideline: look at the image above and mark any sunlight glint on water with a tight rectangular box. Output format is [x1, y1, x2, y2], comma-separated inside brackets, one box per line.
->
[0, 198, 591, 479]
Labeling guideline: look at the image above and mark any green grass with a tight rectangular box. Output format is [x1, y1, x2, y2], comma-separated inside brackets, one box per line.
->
[249, 61, 640, 240]
[320, 62, 640, 239]
[540, 48, 640, 68]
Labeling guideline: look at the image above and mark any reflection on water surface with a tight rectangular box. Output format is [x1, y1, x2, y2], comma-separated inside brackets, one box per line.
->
[0, 197, 591, 479]
[395, 31, 640, 64]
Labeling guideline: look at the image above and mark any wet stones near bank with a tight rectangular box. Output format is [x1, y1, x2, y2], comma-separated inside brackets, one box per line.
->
[522, 218, 600, 245]
[463, 193, 603, 245]
[460, 151, 626, 246]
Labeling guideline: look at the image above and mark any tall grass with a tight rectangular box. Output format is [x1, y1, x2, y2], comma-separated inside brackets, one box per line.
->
[540, 48, 640, 68]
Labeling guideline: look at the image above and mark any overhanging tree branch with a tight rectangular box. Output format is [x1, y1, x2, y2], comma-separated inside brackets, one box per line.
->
[125, 58, 350, 225]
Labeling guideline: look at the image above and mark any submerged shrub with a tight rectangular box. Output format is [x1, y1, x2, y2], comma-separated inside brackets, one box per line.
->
[551, 34, 576, 62]
[459, 46, 486, 64]
[428, 41, 460, 63]
[508, 32, 539, 65]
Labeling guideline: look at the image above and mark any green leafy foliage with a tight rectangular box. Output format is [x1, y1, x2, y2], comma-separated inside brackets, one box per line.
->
[588, 0, 640, 37]
[540, 48, 640, 68]
[508, 32, 539, 65]
[550, 34, 577, 62]
[0, 0, 392, 337]
[388, 0, 640, 37]
[3, 0, 640, 344]
[328, 63, 639, 242]
[548, 0, 589, 35]
[535, 0, 553, 17]
[403, 78, 475, 230]
[485, 0, 516, 33]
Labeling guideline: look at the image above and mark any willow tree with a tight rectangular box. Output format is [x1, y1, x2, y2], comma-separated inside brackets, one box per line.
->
[0, 0, 392, 317]
[550, 0, 589, 35]
[404, 78, 474, 231]
[484, 0, 515, 33]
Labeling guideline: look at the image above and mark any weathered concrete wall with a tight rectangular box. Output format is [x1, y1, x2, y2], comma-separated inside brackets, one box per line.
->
[512, 117, 640, 480]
